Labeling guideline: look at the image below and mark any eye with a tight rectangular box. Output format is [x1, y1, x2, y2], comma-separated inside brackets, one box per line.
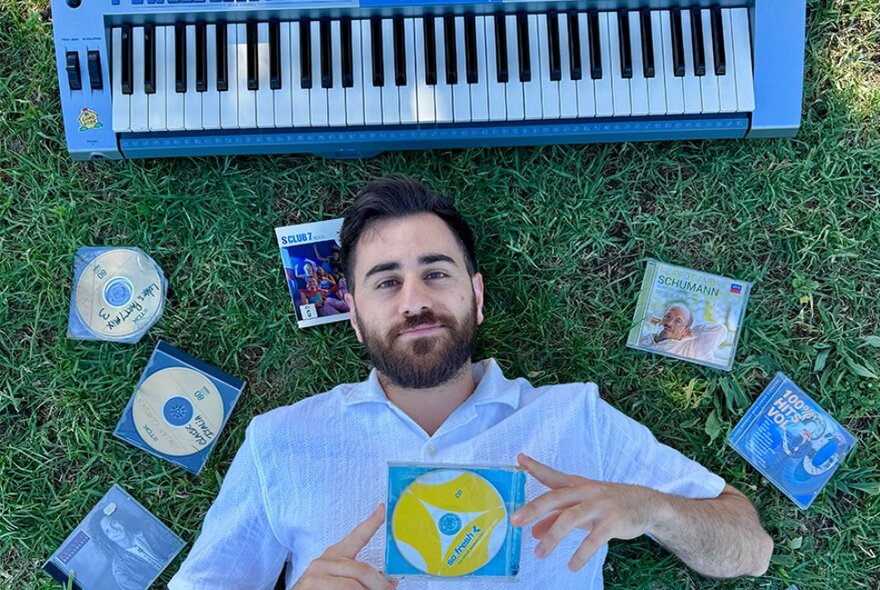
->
[377, 279, 399, 289]
[425, 271, 448, 280]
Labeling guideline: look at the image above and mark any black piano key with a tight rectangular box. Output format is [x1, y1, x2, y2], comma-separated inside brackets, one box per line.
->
[588, 10, 601, 80]
[174, 23, 186, 92]
[270, 19, 281, 90]
[393, 15, 406, 86]
[341, 18, 354, 88]
[710, 6, 726, 75]
[670, 8, 685, 77]
[547, 11, 561, 82]
[690, 7, 705, 76]
[300, 19, 312, 89]
[443, 14, 457, 84]
[246, 20, 258, 90]
[144, 24, 156, 94]
[464, 13, 478, 84]
[371, 16, 384, 86]
[567, 10, 582, 81]
[121, 24, 133, 95]
[639, 8, 655, 78]
[424, 15, 437, 85]
[196, 22, 207, 92]
[216, 22, 228, 91]
[516, 11, 530, 82]
[494, 13, 508, 83]
[617, 10, 632, 79]
[320, 18, 332, 89]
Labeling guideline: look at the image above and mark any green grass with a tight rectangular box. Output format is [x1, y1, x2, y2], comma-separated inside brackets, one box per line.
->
[1, 0, 879, 588]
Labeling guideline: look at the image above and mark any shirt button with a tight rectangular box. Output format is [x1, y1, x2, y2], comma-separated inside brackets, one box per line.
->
[426, 444, 436, 456]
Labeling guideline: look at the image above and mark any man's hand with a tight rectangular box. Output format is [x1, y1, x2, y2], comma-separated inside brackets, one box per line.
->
[510, 453, 660, 572]
[293, 504, 397, 590]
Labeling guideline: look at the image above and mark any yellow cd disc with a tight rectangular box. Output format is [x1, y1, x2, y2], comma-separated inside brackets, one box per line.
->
[391, 469, 508, 577]
[74, 248, 164, 339]
[131, 367, 225, 457]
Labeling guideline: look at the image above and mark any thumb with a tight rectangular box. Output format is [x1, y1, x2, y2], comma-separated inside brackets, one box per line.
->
[323, 503, 385, 559]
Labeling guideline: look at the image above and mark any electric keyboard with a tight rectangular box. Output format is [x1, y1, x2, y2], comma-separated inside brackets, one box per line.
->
[51, 0, 806, 160]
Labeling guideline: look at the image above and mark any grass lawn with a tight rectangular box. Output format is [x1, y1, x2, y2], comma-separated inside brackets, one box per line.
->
[1, 0, 878, 587]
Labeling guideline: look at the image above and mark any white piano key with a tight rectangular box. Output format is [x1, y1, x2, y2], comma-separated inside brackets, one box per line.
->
[111, 28, 130, 132]
[361, 20, 383, 125]
[575, 13, 596, 118]
[607, 13, 630, 116]
[433, 16, 454, 123]
[256, 22, 275, 127]
[290, 22, 311, 127]
[679, 10, 702, 114]
[503, 14, 525, 121]
[557, 12, 577, 119]
[310, 21, 328, 126]
[523, 14, 543, 120]
[469, 16, 489, 122]
[345, 21, 365, 125]
[184, 25, 201, 129]
[659, 11, 684, 115]
[220, 23, 238, 129]
[148, 26, 167, 130]
[130, 26, 149, 131]
[236, 23, 256, 128]
[485, 15, 507, 121]
[166, 26, 184, 130]
[627, 12, 649, 116]
[717, 9, 738, 113]
[381, 19, 400, 124]
[399, 18, 418, 124]
[730, 8, 755, 112]
[537, 14, 560, 119]
[594, 12, 614, 117]
[328, 20, 347, 126]
[698, 10, 720, 114]
[203, 24, 221, 129]
[274, 22, 293, 127]
[414, 17, 436, 123]
[646, 11, 667, 115]
[452, 17, 470, 122]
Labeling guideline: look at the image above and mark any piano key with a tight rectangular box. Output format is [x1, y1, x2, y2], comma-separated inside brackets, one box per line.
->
[679, 9, 702, 113]
[144, 24, 156, 94]
[203, 24, 221, 129]
[371, 16, 384, 87]
[494, 13, 508, 83]
[639, 9, 654, 78]
[469, 15, 489, 121]
[710, 6, 726, 75]
[290, 21, 312, 126]
[130, 26, 148, 130]
[345, 19, 365, 124]
[593, 12, 613, 116]
[537, 14, 559, 119]
[196, 23, 207, 92]
[328, 19, 347, 126]
[236, 23, 256, 128]
[216, 21, 228, 91]
[556, 12, 577, 118]
[690, 7, 706, 76]
[148, 26, 166, 130]
[567, 10, 581, 81]
[606, 12, 630, 116]
[575, 13, 596, 117]
[399, 18, 418, 123]
[121, 24, 133, 95]
[617, 10, 633, 79]
[246, 21, 258, 91]
[670, 8, 685, 77]
[626, 11, 649, 115]
[717, 9, 737, 112]
[730, 8, 755, 111]
[300, 19, 312, 89]
[341, 18, 354, 88]
[433, 14, 454, 122]
[393, 16, 406, 86]
[698, 10, 720, 113]
[310, 19, 329, 126]
[659, 11, 684, 114]
[516, 12, 530, 82]
[185, 25, 201, 128]
[464, 13, 478, 84]
[444, 14, 457, 84]
[219, 22, 238, 128]
[423, 16, 437, 86]
[414, 15, 436, 122]
[256, 21, 275, 127]
[645, 11, 667, 115]
[269, 19, 281, 90]
[361, 19, 383, 124]
[174, 23, 186, 93]
[503, 14, 525, 120]
[485, 14, 506, 120]
[587, 10, 601, 79]
[111, 28, 130, 131]
[523, 14, 542, 119]
[166, 26, 184, 129]
[546, 11, 561, 82]
[451, 16, 470, 121]
[381, 18, 400, 124]
[320, 19, 332, 89]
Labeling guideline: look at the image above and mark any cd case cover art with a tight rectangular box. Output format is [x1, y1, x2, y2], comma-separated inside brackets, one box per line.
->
[43, 484, 184, 590]
[275, 218, 350, 329]
[67, 246, 167, 344]
[114, 341, 246, 474]
[728, 372, 856, 509]
[626, 259, 752, 371]
[385, 463, 526, 579]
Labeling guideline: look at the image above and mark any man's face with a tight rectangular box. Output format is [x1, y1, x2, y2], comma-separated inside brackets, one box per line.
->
[345, 213, 484, 389]
[101, 516, 126, 543]
[659, 306, 691, 340]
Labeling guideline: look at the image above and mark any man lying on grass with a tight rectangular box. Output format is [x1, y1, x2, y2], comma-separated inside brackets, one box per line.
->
[169, 175, 773, 590]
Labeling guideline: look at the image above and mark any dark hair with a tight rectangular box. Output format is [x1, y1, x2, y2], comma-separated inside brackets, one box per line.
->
[340, 175, 476, 293]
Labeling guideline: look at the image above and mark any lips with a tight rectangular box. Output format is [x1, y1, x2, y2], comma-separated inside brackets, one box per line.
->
[399, 324, 445, 337]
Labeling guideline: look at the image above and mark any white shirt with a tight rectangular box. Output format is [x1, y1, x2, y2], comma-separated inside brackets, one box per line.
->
[169, 359, 725, 590]
[639, 323, 728, 362]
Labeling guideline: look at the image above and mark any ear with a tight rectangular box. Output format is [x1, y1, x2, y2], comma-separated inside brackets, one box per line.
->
[472, 272, 485, 326]
[344, 292, 364, 342]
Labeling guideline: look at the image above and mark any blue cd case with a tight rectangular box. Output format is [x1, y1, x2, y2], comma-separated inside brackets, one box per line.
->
[114, 341, 245, 474]
[728, 372, 856, 509]
[43, 484, 184, 590]
[385, 463, 525, 579]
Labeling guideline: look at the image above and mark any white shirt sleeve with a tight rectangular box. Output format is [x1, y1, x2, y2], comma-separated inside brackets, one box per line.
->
[168, 420, 288, 590]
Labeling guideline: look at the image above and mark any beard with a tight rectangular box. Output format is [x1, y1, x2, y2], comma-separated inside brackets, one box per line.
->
[359, 301, 477, 389]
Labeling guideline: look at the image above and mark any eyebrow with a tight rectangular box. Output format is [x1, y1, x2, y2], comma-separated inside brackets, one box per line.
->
[364, 253, 458, 279]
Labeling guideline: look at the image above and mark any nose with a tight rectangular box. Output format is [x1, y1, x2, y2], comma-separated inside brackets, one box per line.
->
[398, 276, 432, 317]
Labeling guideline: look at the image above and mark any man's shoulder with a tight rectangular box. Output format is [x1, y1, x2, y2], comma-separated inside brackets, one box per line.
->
[249, 380, 366, 433]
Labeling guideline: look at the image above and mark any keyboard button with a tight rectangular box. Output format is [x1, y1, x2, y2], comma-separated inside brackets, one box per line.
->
[523, 13, 542, 119]
[516, 11, 530, 82]
[595, 11, 614, 116]
[144, 25, 156, 93]
[300, 19, 312, 89]
[130, 26, 148, 131]
[698, 9, 720, 113]
[399, 17, 418, 123]
[557, 11, 577, 118]
[310, 19, 329, 125]
[645, 11, 667, 115]
[174, 23, 186, 92]
[196, 23, 208, 92]
[341, 17, 354, 88]
[567, 10, 581, 80]
[219, 23, 238, 128]
[537, 13, 559, 118]
[444, 14, 457, 84]
[679, 9, 702, 113]
[361, 19, 383, 124]
[546, 10, 561, 82]
[690, 7, 706, 76]
[290, 21, 311, 125]
[423, 15, 437, 85]
[320, 18, 332, 89]
[639, 9, 655, 78]
[371, 16, 384, 86]
[414, 15, 437, 122]
[393, 16, 406, 86]
[730, 8, 755, 111]
[328, 19, 347, 125]
[670, 8, 685, 77]
[659, 11, 684, 114]
[717, 9, 737, 112]
[575, 12, 596, 117]
[588, 10, 601, 79]
[345, 19, 365, 124]
[216, 22, 228, 91]
[185, 24, 202, 128]
[469, 15, 489, 120]
[464, 13, 478, 84]
[381, 18, 400, 123]
[111, 29, 130, 131]
[256, 21, 275, 127]
[710, 6, 726, 75]
[246, 21, 258, 91]
[433, 14, 454, 122]
[494, 13, 508, 83]
[121, 24, 133, 95]
[607, 11, 630, 116]
[485, 14, 507, 120]
[504, 13, 525, 119]
[148, 27, 166, 129]
[627, 11, 649, 115]
[203, 23, 221, 128]
[236, 22, 257, 127]
[617, 10, 632, 79]
[166, 26, 185, 129]
[451, 16, 470, 121]
[269, 19, 282, 90]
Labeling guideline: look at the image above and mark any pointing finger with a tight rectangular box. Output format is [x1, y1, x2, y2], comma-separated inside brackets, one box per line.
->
[516, 453, 580, 490]
[511, 486, 583, 527]
[324, 504, 386, 560]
